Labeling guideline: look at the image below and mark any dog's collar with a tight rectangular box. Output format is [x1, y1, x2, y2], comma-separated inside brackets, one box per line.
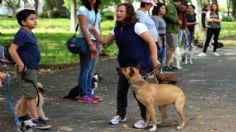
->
[131, 79, 144, 85]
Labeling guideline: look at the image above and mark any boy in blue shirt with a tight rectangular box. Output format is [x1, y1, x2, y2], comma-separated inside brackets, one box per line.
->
[8, 9, 51, 130]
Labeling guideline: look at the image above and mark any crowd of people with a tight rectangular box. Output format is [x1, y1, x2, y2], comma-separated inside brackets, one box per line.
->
[1, 0, 223, 131]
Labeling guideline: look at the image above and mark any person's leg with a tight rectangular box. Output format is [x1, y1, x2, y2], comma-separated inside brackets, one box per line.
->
[158, 35, 167, 73]
[165, 33, 176, 68]
[203, 28, 214, 53]
[213, 28, 221, 52]
[18, 96, 28, 117]
[26, 97, 38, 118]
[78, 51, 92, 97]
[116, 74, 129, 118]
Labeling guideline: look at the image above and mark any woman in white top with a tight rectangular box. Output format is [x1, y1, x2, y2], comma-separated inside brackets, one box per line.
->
[197, 3, 222, 57]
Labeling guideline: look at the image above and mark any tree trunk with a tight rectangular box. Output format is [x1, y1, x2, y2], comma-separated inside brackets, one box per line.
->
[70, 0, 77, 32]
[34, 0, 39, 15]
[233, 0, 236, 18]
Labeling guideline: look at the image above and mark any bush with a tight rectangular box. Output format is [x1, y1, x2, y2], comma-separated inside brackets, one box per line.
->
[223, 16, 234, 22]
[101, 11, 114, 21]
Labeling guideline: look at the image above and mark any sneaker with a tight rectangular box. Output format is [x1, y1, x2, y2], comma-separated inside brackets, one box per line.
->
[109, 115, 126, 125]
[189, 58, 193, 64]
[33, 118, 51, 130]
[197, 52, 206, 57]
[213, 52, 220, 56]
[89, 95, 103, 102]
[147, 73, 155, 80]
[133, 119, 153, 129]
[78, 96, 97, 104]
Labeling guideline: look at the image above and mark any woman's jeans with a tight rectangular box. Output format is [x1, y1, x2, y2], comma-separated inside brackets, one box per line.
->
[78, 40, 99, 97]
[158, 34, 167, 72]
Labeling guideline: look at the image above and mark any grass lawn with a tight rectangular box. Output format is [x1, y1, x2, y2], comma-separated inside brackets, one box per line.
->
[0, 18, 235, 65]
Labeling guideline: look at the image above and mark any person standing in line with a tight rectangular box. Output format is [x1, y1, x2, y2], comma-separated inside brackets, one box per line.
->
[177, 3, 188, 65]
[89, 3, 160, 128]
[197, 3, 222, 57]
[8, 9, 51, 130]
[77, 0, 103, 104]
[136, 0, 158, 79]
[163, 0, 182, 71]
[201, 4, 211, 47]
[151, 3, 167, 73]
[186, 4, 198, 64]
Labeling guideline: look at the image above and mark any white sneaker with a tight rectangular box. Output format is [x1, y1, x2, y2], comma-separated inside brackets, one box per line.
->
[147, 74, 155, 80]
[23, 119, 36, 127]
[197, 52, 206, 57]
[109, 115, 126, 125]
[189, 58, 193, 64]
[133, 119, 153, 129]
[133, 119, 146, 129]
[213, 52, 220, 56]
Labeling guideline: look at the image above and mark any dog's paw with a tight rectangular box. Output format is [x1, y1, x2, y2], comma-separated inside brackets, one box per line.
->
[42, 117, 49, 120]
[177, 125, 184, 130]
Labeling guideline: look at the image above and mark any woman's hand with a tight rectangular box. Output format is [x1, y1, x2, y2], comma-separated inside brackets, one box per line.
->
[89, 26, 97, 36]
[152, 59, 160, 70]
[88, 41, 96, 53]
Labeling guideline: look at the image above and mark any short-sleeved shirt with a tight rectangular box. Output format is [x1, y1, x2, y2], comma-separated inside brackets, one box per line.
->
[206, 12, 222, 29]
[77, 6, 101, 40]
[151, 15, 166, 35]
[186, 13, 197, 32]
[13, 28, 41, 70]
[136, 11, 158, 42]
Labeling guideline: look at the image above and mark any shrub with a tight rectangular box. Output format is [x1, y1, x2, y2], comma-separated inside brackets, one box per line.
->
[101, 11, 114, 21]
[223, 16, 234, 22]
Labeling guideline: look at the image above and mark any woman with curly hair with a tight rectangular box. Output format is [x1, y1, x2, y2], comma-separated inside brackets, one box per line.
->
[89, 2, 160, 126]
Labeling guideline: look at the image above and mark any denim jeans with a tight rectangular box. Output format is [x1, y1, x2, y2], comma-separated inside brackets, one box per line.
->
[158, 35, 167, 72]
[78, 40, 99, 96]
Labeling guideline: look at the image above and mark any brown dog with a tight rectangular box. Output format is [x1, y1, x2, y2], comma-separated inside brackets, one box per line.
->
[153, 70, 181, 84]
[117, 66, 186, 131]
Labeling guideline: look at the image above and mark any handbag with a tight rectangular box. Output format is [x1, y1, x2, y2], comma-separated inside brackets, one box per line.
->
[66, 24, 88, 54]
[66, 12, 97, 54]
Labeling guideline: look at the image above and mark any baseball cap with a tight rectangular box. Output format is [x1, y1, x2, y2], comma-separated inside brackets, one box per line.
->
[141, 0, 157, 6]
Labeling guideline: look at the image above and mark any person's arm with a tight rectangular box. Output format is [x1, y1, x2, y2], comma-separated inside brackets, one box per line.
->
[79, 15, 96, 51]
[164, 4, 179, 24]
[201, 12, 206, 28]
[89, 26, 114, 45]
[139, 32, 160, 69]
[8, 44, 24, 72]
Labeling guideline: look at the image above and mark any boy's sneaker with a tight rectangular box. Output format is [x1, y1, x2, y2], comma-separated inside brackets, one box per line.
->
[78, 96, 97, 104]
[133, 119, 153, 129]
[197, 52, 206, 57]
[213, 52, 220, 56]
[33, 118, 51, 130]
[109, 115, 126, 125]
[89, 95, 103, 102]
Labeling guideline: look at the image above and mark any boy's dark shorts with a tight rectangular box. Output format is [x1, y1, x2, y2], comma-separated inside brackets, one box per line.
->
[18, 69, 38, 98]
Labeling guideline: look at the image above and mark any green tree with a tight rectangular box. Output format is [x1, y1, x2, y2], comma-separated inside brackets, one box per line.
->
[3, 0, 20, 16]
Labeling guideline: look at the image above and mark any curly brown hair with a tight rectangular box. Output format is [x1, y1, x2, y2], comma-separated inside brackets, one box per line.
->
[116, 3, 138, 27]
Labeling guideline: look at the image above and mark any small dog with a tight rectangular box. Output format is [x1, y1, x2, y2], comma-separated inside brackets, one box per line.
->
[117, 66, 186, 131]
[64, 73, 103, 100]
[153, 70, 181, 84]
[15, 82, 49, 120]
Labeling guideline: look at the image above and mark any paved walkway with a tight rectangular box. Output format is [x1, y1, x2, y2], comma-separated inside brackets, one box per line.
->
[0, 46, 236, 132]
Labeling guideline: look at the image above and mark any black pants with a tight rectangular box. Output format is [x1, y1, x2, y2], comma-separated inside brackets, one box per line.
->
[116, 68, 147, 120]
[203, 28, 221, 53]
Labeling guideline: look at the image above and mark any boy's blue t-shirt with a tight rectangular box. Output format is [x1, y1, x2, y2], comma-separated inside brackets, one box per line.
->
[13, 28, 41, 70]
